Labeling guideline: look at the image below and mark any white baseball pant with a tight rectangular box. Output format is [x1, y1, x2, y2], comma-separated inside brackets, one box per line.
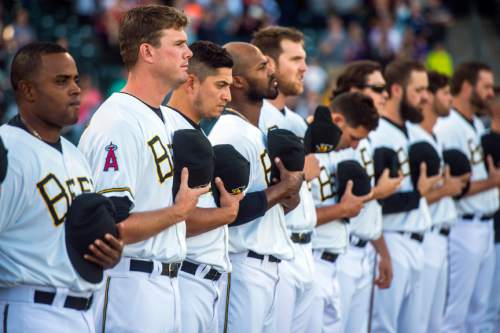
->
[0, 285, 95, 333]
[485, 243, 500, 333]
[442, 218, 495, 333]
[371, 232, 425, 333]
[217, 252, 280, 333]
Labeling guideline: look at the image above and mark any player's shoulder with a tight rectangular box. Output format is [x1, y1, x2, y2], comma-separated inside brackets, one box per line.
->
[161, 105, 195, 131]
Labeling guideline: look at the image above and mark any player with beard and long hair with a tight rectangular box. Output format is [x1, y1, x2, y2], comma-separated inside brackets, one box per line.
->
[369, 60, 441, 333]
[435, 62, 500, 333]
[208, 42, 303, 333]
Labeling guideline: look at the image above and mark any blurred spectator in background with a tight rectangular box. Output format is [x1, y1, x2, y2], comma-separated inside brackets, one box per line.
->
[319, 15, 347, 67]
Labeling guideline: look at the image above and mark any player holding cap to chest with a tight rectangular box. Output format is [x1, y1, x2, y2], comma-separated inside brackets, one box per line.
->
[435, 62, 500, 333]
[308, 92, 378, 333]
[78, 5, 207, 333]
[406, 71, 469, 332]
[250, 26, 321, 333]
[208, 42, 303, 333]
[165, 40, 246, 333]
[369, 60, 440, 333]
[331, 61, 403, 333]
[0, 42, 123, 332]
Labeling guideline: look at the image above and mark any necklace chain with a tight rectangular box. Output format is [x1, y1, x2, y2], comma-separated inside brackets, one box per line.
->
[19, 115, 43, 141]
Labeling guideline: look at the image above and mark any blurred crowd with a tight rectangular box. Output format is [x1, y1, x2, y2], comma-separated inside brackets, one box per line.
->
[0, 0, 498, 142]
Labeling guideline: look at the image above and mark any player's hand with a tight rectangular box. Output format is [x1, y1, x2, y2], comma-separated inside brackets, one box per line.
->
[281, 192, 301, 213]
[441, 166, 468, 197]
[339, 181, 372, 218]
[215, 177, 244, 223]
[375, 254, 393, 289]
[486, 155, 500, 186]
[174, 167, 210, 220]
[417, 162, 442, 196]
[84, 233, 124, 269]
[303, 154, 321, 181]
[275, 157, 303, 194]
[373, 168, 403, 199]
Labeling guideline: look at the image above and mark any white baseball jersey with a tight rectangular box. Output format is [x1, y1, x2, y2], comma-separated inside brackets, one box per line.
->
[310, 151, 349, 253]
[208, 110, 294, 259]
[344, 139, 383, 240]
[369, 117, 432, 232]
[407, 122, 457, 226]
[0, 120, 96, 292]
[78, 92, 186, 262]
[162, 106, 230, 272]
[434, 109, 499, 215]
[259, 100, 317, 232]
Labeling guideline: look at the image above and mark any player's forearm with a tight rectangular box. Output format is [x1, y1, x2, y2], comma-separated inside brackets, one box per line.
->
[465, 179, 497, 197]
[424, 186, 447, 204]
[264, 182, 294, 208]
[118, 207, 184, 244]
[315, 204, 347, 226]
[371, 235, 390, 259]
[186, 207, 236, 237]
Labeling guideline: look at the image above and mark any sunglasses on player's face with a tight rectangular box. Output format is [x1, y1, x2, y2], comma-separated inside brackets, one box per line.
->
[361, 84, 387, 94]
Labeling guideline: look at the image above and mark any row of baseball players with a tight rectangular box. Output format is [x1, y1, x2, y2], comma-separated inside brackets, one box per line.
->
[1, 4, 500, 333]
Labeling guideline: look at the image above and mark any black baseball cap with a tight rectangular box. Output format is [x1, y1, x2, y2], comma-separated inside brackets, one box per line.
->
[442, 149, 471, 176]
[65, 193, 119, 284]
[408, 141, 441, 188]
[336, 160, 372, 201]
[373, 147, 400, 181]
[211, 144, 250, 207]
[304, 105, 342, 154]
[172, 129, 214, 197]
[0, 137, 7, 184]
[481, 132, 500, 167]
[267, 128, 305, 182]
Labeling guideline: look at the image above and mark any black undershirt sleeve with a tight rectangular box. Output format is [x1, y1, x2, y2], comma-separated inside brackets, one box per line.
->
[230, 191, 268, 227]
[378, 191, 421, 215]
[109, 196, 133, 223]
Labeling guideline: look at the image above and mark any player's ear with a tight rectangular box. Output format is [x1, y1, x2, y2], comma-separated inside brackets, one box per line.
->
[390, 83, 402, 100]
[331, 112, 345, 128]
[185, 74, 197, 92]
[232, 75, 245, 89]
[18, 80, 35, 102]
[138, 43, 155, 64]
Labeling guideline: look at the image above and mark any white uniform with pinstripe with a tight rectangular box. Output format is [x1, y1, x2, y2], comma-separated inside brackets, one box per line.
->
[435, 109, 499, 333]
[79, 93, 185, 333]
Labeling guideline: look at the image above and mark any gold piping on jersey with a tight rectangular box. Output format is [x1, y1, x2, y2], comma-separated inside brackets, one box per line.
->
[101, 276, 111, 333]
[223, 272, 232, 333]
[98, 187, 134, 199]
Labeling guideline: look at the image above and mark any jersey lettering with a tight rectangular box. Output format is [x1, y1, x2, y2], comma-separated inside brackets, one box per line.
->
[318, 166, 335, 201]
[467, 139, 483, 165]
[397, 147, 410, 176]
[37, 174, 93, 226]
[260, 150, 272, 186]
[103, 142, 119, 171]
[148, 135, 173, 183]
[360, 147, 374, 179]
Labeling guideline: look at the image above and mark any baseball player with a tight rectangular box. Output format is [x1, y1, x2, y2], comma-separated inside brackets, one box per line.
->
[435, 62, 500, 333]
[251, 26, 321, 333]
[407, 71, 469, 332]
[208, 42, 303, 333]
[78, 6, 208, 333]
[165, 40, 244, 333]
[308, 92, 378, 333]
[330, 60, 403, 333]
[369, 60, 440, 333]
[0, 42, 122, 332]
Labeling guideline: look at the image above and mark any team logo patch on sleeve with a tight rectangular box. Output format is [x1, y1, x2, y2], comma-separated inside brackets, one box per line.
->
[103, 142, 119, 171]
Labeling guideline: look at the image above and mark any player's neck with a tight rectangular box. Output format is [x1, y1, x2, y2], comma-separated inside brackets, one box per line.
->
[382, 99, 404, 126]
[19, 110, 60, 143]
[452, 96, 474, 121]
[121, 71, 172, 108]
[420, 106, 437, 134]
[168, 91, 200, 124]
[268, 91, 287, 110]
[228, 95, 262, 127]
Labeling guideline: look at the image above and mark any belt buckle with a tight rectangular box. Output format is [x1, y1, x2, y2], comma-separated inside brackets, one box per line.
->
[299, 233, 306, 242]
[169, 263, 180, 277]
[84, 295, 93, 310]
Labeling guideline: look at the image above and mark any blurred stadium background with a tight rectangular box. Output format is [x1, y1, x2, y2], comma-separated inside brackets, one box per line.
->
[1, 0, 499, 143]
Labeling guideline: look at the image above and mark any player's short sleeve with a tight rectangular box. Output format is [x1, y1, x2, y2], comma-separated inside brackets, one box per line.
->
[285, 112, 308, 139]
[0, 164, 27, 232]
[78, 116, 143, 205]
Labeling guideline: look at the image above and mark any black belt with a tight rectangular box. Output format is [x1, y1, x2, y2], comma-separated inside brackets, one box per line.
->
[291, 232, 312, 244]
[181, 261, 222, 281]
[398, 231, 425, 243]
[129, 259, 181, 278]
[350, 236, 368, 248]
[462, 213, 495, 221]
[247, 250, 281, 263]
[34, 290, 93, 311]
[432, 226, 451, 237]
[321, 251, 339, 263]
